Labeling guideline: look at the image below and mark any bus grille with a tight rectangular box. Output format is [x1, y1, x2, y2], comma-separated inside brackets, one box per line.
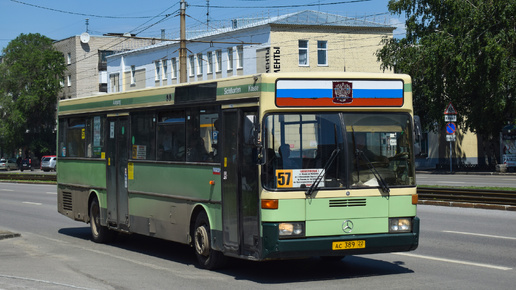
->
[62, 192, 73, 211]
[329, 199, 366, 207]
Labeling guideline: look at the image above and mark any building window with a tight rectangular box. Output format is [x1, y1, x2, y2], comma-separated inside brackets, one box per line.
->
[67, 53, 71, 65]
[67, 75, 72, 87]
[171, 58, 177, 79]
[227, 47, 233, 71]
[197, 53, 203, 75]
[189, 55, 195, 76]
[162, 60, 168, 80]
[299, 40, 309, 66]
[317, 41, 327, 66]
[237, 46, 244, 69]
[207, 52, 213, 74]
[98, 50, 114, 71]
[155, 61, 161, 81]
[215, 50, 222, 72]
[130, 65, 136, 85]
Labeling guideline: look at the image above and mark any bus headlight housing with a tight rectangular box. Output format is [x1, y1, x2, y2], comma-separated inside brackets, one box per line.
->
[389, 218, 412, 233]
[278, 222, 305, 238]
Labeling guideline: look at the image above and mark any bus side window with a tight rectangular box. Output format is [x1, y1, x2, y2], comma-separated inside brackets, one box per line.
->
[157, 111, 185, 161]
[132, 112, 156, 160]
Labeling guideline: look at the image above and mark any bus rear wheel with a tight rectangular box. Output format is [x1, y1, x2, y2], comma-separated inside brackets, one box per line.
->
[89, 197, 115, 243]
[193, 211, 226, 270]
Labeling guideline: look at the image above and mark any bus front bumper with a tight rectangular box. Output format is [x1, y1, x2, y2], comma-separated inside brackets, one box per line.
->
[262, 217, 419, 260]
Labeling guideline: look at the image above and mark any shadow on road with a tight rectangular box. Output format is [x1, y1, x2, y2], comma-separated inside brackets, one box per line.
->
[58, 227, 413, 283]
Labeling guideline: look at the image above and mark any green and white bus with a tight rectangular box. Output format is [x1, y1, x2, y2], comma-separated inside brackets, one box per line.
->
[57, 72, 419, 269]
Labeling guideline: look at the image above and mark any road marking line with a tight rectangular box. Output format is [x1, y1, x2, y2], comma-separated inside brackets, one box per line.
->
[22, 201, 42, 206]
[394, 252, 512, 271]
[46, 192, 57, 195]
[1, 189, 14, 191]
[443, 230, 516, 240]
[0, 274, 95, 290]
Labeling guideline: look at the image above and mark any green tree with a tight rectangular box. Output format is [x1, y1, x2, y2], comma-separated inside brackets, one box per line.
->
[0, 33, 66, 157]
[377, 0, 516, 164]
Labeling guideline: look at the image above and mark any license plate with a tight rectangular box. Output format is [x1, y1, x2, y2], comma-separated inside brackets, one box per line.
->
[332, 240, 365, 250]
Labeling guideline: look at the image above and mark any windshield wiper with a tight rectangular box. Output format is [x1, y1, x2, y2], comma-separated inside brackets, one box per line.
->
[305, 148, 340, 198]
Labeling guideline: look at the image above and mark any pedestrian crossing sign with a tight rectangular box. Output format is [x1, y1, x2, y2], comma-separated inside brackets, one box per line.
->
[444, 102, 457, 115]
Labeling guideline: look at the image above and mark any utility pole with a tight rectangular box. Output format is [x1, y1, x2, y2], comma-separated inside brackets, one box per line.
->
[179, 0, 187, 83]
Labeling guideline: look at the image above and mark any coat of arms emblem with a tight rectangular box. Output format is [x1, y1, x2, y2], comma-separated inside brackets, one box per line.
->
[333, 81, 353, 104]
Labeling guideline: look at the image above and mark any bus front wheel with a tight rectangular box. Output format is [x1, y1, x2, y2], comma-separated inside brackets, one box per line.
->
[193, 211, 226, 270]
[89, 198, 115, 243]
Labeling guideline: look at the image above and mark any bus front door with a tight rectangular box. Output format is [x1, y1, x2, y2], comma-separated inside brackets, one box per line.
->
[106, 116, 130, 231]
[221, 109, 260, 259]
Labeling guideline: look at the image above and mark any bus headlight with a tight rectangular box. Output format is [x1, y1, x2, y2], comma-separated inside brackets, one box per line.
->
[278, 222, 305, 237]
[389, 218, 412, 233]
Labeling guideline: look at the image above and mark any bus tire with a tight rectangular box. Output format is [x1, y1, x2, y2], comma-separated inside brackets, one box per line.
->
[89, 197, 115, 243]
[193, 211, 226, 270]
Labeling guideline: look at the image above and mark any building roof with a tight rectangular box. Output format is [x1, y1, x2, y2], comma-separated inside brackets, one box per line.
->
[189, 10, 393, 39]
[270, 10, 392, 28]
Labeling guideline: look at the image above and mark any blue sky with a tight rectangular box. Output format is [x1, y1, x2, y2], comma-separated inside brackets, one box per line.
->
[1, 0, 405, 52]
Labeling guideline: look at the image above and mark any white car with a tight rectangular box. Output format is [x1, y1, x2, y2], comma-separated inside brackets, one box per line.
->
[41, 156, 57, 172]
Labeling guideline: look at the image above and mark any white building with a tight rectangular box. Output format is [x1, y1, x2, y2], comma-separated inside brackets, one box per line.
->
[107, 10, 395, 93]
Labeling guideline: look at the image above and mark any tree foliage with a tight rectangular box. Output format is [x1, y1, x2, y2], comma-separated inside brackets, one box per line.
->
[377, 0, 516, 141]
[0, 33, 66, 156]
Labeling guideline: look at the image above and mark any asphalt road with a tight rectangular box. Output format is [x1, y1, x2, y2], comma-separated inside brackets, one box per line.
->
[1, 183, 515, 289]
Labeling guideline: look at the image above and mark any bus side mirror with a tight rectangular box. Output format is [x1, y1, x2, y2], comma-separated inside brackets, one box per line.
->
[253, 125, 264, 165]
[413, 115, 422, 156]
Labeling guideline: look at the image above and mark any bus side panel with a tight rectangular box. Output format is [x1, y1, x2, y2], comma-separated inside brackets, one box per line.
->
[127, 162, 222, 244]
[57, 159, 107, 188]
[57, 159, 107, 222]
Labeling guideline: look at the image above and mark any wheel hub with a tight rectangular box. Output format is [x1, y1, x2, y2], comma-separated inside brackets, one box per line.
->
[195, 225, 210, 256]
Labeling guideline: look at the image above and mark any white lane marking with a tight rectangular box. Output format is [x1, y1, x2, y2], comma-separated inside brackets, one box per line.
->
[22, 201, 42, 206]
[46, 192, 57, 195]
[1, 189, 14, 191]
[394, 252, 512, 271]
[0, 274, 95, 290]
[443, 230, 516, 241]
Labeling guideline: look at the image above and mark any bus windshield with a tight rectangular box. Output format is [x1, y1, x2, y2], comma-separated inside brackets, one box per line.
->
[262, 112, 415, 190]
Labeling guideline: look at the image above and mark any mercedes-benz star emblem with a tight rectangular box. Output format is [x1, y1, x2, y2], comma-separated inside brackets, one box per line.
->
[342, 220, 354, 233]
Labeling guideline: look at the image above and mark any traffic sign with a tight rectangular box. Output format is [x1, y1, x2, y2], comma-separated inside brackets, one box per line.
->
[445, 115, 457, 122]
[446, 135, 456, 142]
[444, 102, 457, 115]
[446, 122, 456, 134]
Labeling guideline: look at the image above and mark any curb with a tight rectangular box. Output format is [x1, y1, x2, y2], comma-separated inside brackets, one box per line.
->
[416, 170, 516, 176]
[419, 200, 516, 211]
[0, 231, 21, 240]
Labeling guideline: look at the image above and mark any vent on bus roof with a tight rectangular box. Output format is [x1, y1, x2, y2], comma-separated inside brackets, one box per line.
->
[329, 199, 366, 208]
[62, 192, 73, 211]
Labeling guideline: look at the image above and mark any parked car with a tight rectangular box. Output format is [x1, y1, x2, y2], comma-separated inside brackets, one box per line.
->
[20, 158, 34, 172]
[41, 155, 57, 172]
[0, 158, 18, 171]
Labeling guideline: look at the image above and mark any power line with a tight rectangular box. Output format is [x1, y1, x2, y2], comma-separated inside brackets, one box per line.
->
[9, 0, 176, 19]
[189, 0, 371, 9]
